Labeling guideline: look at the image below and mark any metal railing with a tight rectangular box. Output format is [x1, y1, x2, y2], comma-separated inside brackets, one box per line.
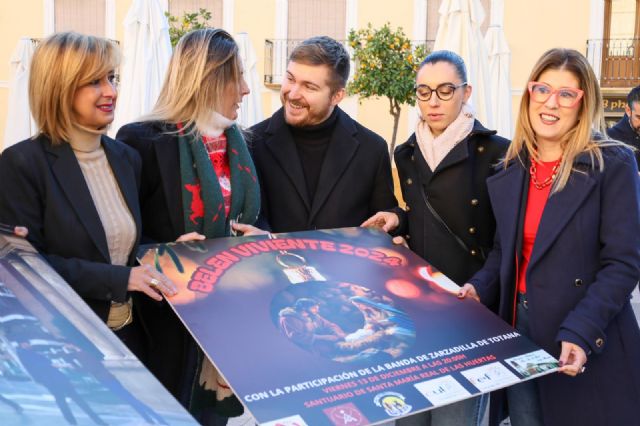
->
[264, 39, 435, 86]
[586, 38, 640, 88]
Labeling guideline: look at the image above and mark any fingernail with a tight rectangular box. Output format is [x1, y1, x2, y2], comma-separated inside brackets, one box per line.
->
[558, 361, 564, 367]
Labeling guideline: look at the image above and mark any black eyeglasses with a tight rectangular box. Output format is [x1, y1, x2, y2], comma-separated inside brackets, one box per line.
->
[414, 82, 467, 101]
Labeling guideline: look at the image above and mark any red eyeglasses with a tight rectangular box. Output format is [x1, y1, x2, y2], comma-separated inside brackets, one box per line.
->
[528, 81, 584, 108]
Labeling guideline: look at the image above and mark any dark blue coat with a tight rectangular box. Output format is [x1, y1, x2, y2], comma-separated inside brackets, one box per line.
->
[607, 114, 640, 166]
[469, 147, 640, 426]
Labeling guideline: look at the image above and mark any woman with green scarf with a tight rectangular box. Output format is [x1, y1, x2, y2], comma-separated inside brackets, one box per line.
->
[117, 28, 260, 425]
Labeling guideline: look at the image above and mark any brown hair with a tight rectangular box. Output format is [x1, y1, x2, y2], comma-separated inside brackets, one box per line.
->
[289, 36, 350, 93]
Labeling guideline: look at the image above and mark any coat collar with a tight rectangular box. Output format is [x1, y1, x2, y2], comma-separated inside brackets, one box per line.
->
[488, 153, 597, 271]
[396, 119, 496, 174]
[43, 135, 139, 262]
[486, 159, 526, 262]
[264, 107, 360, 224]
[528, 159, 596, 269]
[150, 122, 184, 236]
[611, 115, 639, 139]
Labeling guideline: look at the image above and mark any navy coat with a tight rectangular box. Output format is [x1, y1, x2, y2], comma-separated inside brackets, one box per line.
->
[607, 114, 640, 166]
[469, 147, 640, 425]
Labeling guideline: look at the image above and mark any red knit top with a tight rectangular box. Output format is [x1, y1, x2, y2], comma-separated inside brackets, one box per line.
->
[517, 159, 561, 294]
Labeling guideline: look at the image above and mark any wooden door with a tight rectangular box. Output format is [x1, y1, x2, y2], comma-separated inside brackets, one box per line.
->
[602, 0, 640, 87]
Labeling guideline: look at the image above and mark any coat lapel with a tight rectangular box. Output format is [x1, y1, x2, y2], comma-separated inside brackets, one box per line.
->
[433, 138, 470, 174]
[487, 161, 526, 265]
[264, 108, 312, 211]
[153, 125, 185, 236]
[308, 109, 359, 224]
[44, 140, 110, 262]
[102, 136, 142, 247]
[528, 162, 596, 270]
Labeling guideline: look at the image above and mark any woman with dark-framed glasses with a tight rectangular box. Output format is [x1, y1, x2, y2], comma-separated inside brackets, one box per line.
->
[458, 48, 640, 425]
[363, 50, 508, 426]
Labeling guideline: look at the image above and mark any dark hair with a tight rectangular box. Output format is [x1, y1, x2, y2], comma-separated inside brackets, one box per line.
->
[627, 85, 640, 109]
[419, 50, 467, 82]
[289, 36, 350, 92]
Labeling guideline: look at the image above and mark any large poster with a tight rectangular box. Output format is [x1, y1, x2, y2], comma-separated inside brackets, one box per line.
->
[0, 230, 197, 425]
[139, 227, 558, 426]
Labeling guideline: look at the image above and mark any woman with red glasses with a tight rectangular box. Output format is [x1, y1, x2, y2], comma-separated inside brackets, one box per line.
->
[459, 48, 640, 425]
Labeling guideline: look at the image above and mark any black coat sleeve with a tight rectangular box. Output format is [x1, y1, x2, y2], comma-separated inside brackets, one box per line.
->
[0, 144, 130, 303]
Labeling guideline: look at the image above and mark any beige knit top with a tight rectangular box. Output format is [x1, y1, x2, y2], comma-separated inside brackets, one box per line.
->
[74, 147, 136, 266]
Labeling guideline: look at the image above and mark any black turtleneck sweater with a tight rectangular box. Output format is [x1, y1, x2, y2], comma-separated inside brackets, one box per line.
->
[289, 108, 339, 201]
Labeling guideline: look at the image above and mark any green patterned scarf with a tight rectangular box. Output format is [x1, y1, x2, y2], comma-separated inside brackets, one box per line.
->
[178, 124, 260, 238]
[178, 123, 260, 420]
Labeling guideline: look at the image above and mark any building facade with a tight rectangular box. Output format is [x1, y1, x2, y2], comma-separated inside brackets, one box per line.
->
[0, 0, 635, 149]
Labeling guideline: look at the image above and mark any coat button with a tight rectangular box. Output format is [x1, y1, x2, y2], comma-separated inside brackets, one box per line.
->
[406, 178, 413, 185]
[405, 234, 411, 240]
[411, 155, 415, 161]
[574, 278, 583, 287]
[468, 227, 476, 234]
[471, 199, 479, 206]
[477, 145, 485, 153]
[470, 249, 477, 256]
[595, 338, 604, 348]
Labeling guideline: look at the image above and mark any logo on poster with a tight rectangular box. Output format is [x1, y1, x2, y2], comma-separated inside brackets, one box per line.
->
[323, 402, 368, 425]
[373, 391, 413, 416]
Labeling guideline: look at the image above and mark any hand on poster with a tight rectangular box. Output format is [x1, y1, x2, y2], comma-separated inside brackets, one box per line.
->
[13, 226, 28, 237]
[129, 263, 178, 301]
[457, 283, 481, 303]
[361, 211, 399, 233]
[231, 221, 269, 236]
[176, 232, 206, 242]
[0, 223, 28, 237]
[392, 236, 409, 248]
[558, 341, 587, 377]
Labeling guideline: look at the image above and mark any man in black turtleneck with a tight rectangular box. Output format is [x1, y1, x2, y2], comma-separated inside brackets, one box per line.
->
[247, 36, 398, 233]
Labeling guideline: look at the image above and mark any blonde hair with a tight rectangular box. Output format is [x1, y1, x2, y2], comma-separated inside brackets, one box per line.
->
[29, 32, 120, 145]
[145, 28, 241, 131]
[508, 48, 623, 193]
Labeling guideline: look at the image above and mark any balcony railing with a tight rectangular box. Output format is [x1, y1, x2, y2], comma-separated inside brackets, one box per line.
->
[586, 38, 640, 88]
[264, 39, 435, 86]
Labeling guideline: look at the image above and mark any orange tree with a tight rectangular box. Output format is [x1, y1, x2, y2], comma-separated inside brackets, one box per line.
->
[348, 23, 427, 159]
[165, 8, 213, 47]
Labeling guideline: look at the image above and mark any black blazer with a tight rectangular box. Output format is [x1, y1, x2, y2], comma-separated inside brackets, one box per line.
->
[0, 134, 142, 321]
[394, 121, 509, 285]
[116, 121, 187, 243]
[248, 107, 398, 232]
[116, 121, 199, 401]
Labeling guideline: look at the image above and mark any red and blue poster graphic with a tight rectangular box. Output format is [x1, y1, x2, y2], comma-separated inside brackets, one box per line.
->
[139, 227, 558, 425]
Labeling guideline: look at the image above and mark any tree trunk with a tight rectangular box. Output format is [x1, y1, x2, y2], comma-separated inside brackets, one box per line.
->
[388, 97, 402, 163]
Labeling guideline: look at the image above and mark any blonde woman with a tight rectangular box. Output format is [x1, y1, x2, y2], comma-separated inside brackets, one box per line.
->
[117, 28, 259, 425]
[0, 32, 176, 356]
[459, 48, 640, 425]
